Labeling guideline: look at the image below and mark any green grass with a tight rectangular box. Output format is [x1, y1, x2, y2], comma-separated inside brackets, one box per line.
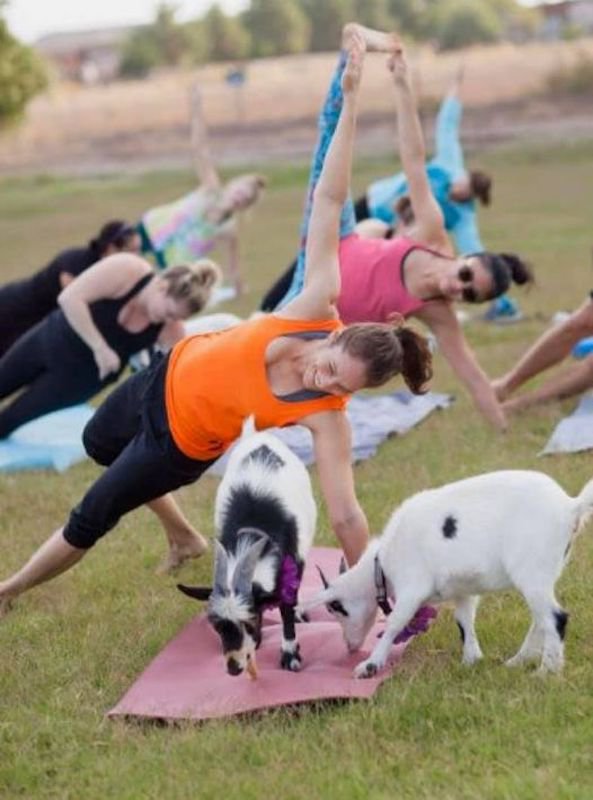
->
[2, 141, 593, 799]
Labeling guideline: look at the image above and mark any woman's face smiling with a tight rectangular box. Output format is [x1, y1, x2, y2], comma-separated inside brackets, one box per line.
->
[303, 343, 368, 396]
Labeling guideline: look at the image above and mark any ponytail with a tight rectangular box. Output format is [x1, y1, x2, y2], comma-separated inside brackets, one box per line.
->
[162, 259, 222, 314]
[395, 326, 433, 395]
[334, 321, 433, 393]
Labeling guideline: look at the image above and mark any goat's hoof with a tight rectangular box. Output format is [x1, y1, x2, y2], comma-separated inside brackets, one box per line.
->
[536, 662, 563, 676]
[505, 655, 525, 668]
[280, 646, 302, 672]
[353, 659, 379, 679]
[295, 609, 310, 623]
[462, 652, 483, 666]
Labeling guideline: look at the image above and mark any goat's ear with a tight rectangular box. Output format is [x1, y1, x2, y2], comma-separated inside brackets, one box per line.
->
[233, 535, 268, 596]
[316, 564, 330, 589]
[213, 540, 230, 594]
[177, 583, 212, 601]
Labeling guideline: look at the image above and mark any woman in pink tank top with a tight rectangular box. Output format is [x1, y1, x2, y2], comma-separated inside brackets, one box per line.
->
[274, 42, 534, 431]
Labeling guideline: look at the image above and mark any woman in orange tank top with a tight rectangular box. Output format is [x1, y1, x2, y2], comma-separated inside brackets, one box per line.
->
[0, 29, 432, 617]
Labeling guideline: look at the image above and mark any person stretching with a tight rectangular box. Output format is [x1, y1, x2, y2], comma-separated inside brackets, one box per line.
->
[0, 220, 140, 359]
[0, 31, 432, 616]
[275, 26, 533, 432]
[139, 83, 266, 296]
[0, 255, 220, 439]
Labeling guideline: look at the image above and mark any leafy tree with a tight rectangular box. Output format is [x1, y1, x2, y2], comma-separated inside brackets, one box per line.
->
[151, 4, 190, 65]
[119, 3, 191, 77]
[199, 5, 250, 62]
[119, 28, 161, 78]
[298, 0, 353, 52]
[431, 0, 503, 50]
[243, 0, 309, 57]
[352, 0, 393, 31]
[0, 8, 47, 125]
[386, 0, 440, 39]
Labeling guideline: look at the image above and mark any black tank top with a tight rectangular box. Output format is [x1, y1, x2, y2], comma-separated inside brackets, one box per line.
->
[43, 274, 164, 387]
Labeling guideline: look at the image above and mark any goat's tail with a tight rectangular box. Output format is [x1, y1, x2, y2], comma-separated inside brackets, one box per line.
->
[572, 476, 593, 535]
[240, 414, 258, 440]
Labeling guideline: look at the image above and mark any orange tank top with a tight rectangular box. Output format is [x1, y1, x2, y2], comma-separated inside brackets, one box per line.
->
[165, 314, 348, 459]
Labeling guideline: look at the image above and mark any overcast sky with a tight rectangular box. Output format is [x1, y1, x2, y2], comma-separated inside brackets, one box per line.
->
[4, 0, 250, 43]
[5, 0, 549, 44]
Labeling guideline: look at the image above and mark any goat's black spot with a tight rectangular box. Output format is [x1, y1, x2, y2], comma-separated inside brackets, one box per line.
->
[554, 610, 569, 641]
[212, 618, 243, 652]
[442, 515, 457, 539]
[327, 600, 349, 617]
[243, 444, 285, 471]
[456, 621, 465, 644]
[220, 486, 299, 563]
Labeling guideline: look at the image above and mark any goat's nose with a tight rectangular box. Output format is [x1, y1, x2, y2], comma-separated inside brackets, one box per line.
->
[227, 658, 243, 676]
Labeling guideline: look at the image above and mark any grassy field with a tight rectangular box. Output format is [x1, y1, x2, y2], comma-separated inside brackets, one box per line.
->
[2, 140, 593, 799]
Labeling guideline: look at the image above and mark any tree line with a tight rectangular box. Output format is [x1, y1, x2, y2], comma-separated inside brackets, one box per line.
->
[120, 0, 541, 77]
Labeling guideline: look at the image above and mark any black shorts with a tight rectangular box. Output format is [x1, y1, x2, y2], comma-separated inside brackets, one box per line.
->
[63, 354, 216, 548]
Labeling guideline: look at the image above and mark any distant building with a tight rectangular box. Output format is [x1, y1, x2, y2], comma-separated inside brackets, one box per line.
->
[35, 25, 141, 84]
[538, 0, 593, 38]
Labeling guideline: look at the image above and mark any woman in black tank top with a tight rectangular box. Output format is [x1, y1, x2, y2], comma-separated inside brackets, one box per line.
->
[0, 220, 141, 359]
[0, 253, 221, 439]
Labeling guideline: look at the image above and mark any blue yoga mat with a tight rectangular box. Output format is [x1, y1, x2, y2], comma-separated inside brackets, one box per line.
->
[0, 404, 95, 473]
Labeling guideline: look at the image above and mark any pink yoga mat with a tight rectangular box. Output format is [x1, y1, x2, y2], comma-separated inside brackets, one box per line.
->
[108, 547, 418, 722]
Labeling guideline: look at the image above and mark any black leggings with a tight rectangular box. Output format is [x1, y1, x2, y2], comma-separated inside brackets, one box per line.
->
[63, 355, 216, 549]
[259, 193, 370, 312]
[0, 323, 100, 439]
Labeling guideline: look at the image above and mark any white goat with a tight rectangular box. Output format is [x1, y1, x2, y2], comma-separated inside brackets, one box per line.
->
[303, 470, 593, 678]
[179, 422, 316, 677]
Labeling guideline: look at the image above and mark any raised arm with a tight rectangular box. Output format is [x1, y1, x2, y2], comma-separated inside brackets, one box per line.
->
[280, 34, 366, 321]
[189, 83, 221, 190]
[417, 302, 507, 431]
[389, 52, 446, 247]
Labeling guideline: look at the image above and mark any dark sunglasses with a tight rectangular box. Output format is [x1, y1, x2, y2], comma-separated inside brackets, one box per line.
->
[458, 264, 478, 303]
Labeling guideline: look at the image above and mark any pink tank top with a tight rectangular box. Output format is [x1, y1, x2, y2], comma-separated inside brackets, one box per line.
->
[337, 234, 430, 323]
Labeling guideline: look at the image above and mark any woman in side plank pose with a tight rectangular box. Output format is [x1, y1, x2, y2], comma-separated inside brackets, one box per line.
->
[0, 27, 432, 615]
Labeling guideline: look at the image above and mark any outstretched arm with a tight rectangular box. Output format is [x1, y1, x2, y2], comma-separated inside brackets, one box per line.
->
[190, 83, 220, 190]
[417, 302, 507, 431]
[280, 34, 366, 321]
[389, 52, 446, 247]
[304, 410, 370, 565]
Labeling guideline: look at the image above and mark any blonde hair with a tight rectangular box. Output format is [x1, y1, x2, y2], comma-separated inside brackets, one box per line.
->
[224, 173, 267, 210]
[161, 260, 222, 315]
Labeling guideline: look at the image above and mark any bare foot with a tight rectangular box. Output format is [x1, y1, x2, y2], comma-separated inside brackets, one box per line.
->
[342, 22, 401, 54]
[492, 376, 511, 402]
[157, 531, 209, 575]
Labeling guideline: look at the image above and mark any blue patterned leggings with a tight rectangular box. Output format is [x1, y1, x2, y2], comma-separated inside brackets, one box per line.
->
[278, 50, 356, 307]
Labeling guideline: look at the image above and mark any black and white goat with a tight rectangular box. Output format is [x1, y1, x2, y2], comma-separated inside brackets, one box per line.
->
[302, 470, 593, 678]
[178, 425, 316, 677]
